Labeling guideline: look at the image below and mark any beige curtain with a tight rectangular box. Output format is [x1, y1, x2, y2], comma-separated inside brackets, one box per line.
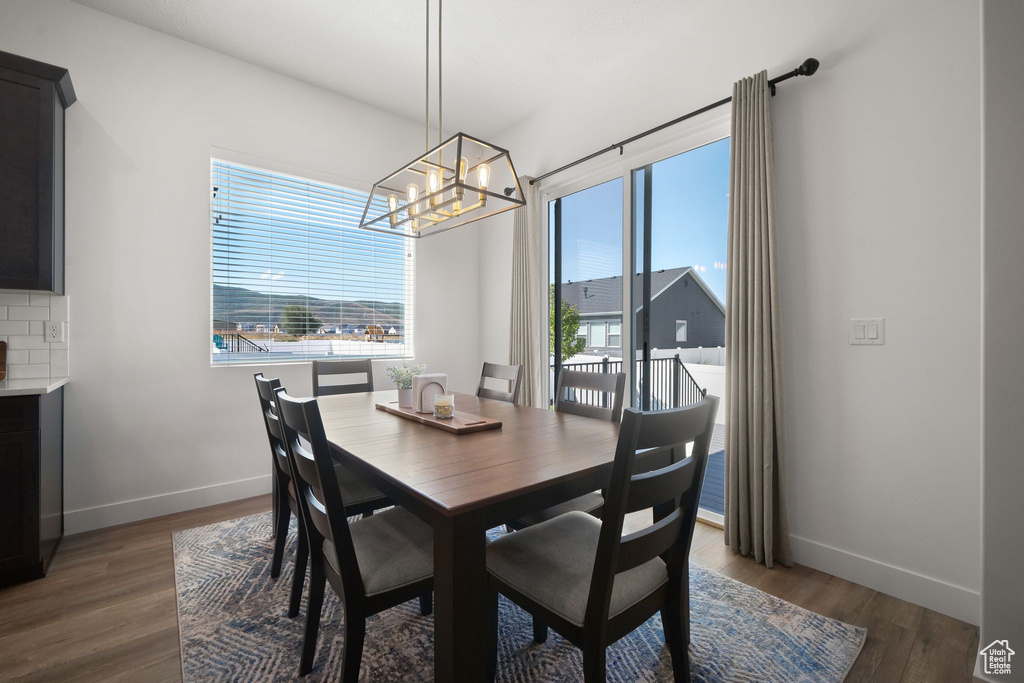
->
[724, 71, 793, 568]
[509, 177, 544, 407]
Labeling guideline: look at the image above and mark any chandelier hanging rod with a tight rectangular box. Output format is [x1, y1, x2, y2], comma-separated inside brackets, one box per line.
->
[529, 57, 820, 186]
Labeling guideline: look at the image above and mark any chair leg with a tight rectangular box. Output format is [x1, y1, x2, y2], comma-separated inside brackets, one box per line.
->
[340, 603, 366, 683]
[288, 523, 308, 618]
[419, 592, 433, 616]
[582, 647, 606, 683]
[270, 484, 290, 579]
[682, 566, 691, 645]
[664, 591, 691, 683]
[299, 561, 326, 677]
[532, 615, 548, 643]
[487, 593, 499, 683]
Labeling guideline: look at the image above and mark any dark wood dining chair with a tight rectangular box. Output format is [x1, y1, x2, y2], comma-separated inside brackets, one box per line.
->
[506, 370, 627, 531]
[486, 395, 719, 683]
[274, 388, 435, 680]
[254, 373, 390, 619]
[476, 362, 524, 403]
[312, 358, 374, 397]
[254, 373, 297, 583]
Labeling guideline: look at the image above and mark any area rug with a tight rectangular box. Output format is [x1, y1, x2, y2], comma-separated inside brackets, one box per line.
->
[173, 513, 865, 681]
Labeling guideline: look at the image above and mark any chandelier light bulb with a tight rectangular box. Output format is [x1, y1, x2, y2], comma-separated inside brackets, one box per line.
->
[387, 193, 399, 227]
[406, 183, 419, 203]
[477, 162, 491, 189]
[455, 157, 468, 202]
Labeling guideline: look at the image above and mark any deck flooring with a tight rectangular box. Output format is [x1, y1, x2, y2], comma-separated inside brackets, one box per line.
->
[698, 424, 726, 515]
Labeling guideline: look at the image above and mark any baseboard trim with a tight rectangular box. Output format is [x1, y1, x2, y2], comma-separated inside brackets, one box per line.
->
[790, 534, 980, 626]
[65, 474, 273, 534]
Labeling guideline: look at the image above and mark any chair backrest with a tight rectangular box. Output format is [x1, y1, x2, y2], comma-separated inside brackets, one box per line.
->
[254, 373, 289, 477]
[312, 359, 374, 397]
[585, 395, 719, 626]
[274, 388, 364, 597]
[553, 370, 627, 423]
[476, 362, 524, 403]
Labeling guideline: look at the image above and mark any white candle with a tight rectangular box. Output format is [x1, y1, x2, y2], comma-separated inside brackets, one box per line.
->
[434, 394, 455, 419]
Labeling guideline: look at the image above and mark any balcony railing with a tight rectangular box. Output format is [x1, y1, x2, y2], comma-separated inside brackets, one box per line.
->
[213, 332, 269, 353]
[551, 354, 706, 410]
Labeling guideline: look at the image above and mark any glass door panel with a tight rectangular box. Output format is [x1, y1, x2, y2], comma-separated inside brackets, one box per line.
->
[549, 178, 623, 406]
[631, 138, 729, 516]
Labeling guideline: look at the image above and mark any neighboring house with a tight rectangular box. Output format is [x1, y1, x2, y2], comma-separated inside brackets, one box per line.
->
[560, 266, 725, 355]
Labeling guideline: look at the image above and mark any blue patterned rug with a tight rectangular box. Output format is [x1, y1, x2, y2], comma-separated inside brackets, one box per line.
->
[173, 513, 864, 681]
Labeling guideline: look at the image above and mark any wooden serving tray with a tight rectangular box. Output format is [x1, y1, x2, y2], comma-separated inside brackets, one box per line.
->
[375, 401, 502, 434]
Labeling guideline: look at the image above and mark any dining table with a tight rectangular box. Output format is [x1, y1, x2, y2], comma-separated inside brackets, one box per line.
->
[317, 389, 621, 682]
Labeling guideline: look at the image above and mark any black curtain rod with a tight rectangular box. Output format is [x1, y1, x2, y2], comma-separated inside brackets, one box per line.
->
[526, 57, 820, 187]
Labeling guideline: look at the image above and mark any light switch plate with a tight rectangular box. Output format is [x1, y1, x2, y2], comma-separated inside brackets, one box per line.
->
[45, 321, 65, 343]
[850, 318, 885, 345]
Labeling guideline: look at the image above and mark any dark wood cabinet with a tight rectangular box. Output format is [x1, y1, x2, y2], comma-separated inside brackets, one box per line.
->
[0, 388, 64, 586]
[0, 51, 75, 292]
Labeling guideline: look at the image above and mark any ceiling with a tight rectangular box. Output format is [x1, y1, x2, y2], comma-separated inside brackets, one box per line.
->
[70, 0, 694, 138]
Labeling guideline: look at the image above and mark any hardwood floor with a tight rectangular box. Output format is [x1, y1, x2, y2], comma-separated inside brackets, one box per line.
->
[0, 496, 980, 682]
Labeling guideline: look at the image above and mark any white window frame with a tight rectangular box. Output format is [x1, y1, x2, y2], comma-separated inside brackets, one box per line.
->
[675, 320, 688, 343]
[608, 321, 622, 348]
[209, 148, 415, 367]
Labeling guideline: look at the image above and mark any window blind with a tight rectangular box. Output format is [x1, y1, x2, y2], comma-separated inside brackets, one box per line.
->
[211, 159, 414, 364]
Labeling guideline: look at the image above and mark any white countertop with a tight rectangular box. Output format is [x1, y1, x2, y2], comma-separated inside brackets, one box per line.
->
[0, 377, 69, 397]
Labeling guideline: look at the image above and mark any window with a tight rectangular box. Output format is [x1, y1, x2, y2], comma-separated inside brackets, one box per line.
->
[590, 322, 607, 347]
[577, 323, 589, 349]
[608, 322, 621, 347]
[211, 160, 414, 364]
[675, 320, 688, 343]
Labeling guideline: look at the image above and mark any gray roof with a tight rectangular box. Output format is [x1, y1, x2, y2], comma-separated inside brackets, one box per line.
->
[560, 266, 725, 316]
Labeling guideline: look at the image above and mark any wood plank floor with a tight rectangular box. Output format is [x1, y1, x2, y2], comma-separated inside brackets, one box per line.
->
[0, 496, 980, 682]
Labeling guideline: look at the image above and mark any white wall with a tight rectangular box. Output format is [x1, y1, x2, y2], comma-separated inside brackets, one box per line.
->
[0, 0, 480, 533]
[980, 0, 1024, 678]
[479, 0, 982, 623]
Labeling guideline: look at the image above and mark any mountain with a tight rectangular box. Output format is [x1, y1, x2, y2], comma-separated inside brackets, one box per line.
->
[213, 284, 404, 329]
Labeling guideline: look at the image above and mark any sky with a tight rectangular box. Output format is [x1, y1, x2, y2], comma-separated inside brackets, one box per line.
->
[550, 137, 730, 304]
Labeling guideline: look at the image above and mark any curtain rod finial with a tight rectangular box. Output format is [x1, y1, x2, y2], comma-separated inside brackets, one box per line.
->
[799, 58, 820, 76]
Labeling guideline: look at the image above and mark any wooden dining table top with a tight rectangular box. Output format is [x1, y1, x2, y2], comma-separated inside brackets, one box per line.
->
[317, 390, 621, 517]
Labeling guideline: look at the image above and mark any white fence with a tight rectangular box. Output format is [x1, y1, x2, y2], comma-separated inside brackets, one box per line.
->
[650, 346, 725, 366]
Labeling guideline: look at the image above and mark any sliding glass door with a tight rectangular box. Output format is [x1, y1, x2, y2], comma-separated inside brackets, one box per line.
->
[548, 178, 623, 400]
[544, 134, 729, 519]
[631, 138, 729, 517]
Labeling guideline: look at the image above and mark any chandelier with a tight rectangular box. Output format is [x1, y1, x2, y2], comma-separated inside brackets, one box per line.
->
[358, 0, 524, 238]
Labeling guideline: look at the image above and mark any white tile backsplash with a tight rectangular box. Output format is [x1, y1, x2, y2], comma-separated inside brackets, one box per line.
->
[5, 349, 29, 365]
[1, 293, 69, 378]
[0, 294, 29, 306]
[8, 335, 50, 350]
[9, 305, 49, 321]
[8, 363, 50, 379]
[0, 320, 30, 335]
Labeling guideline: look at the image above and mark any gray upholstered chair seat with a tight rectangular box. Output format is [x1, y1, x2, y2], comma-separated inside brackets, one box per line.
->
[514, 491, 604, 527]
[323, 507, 433, 596]
[486, 511, 667, 627]
[334, 462, 387, 507]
